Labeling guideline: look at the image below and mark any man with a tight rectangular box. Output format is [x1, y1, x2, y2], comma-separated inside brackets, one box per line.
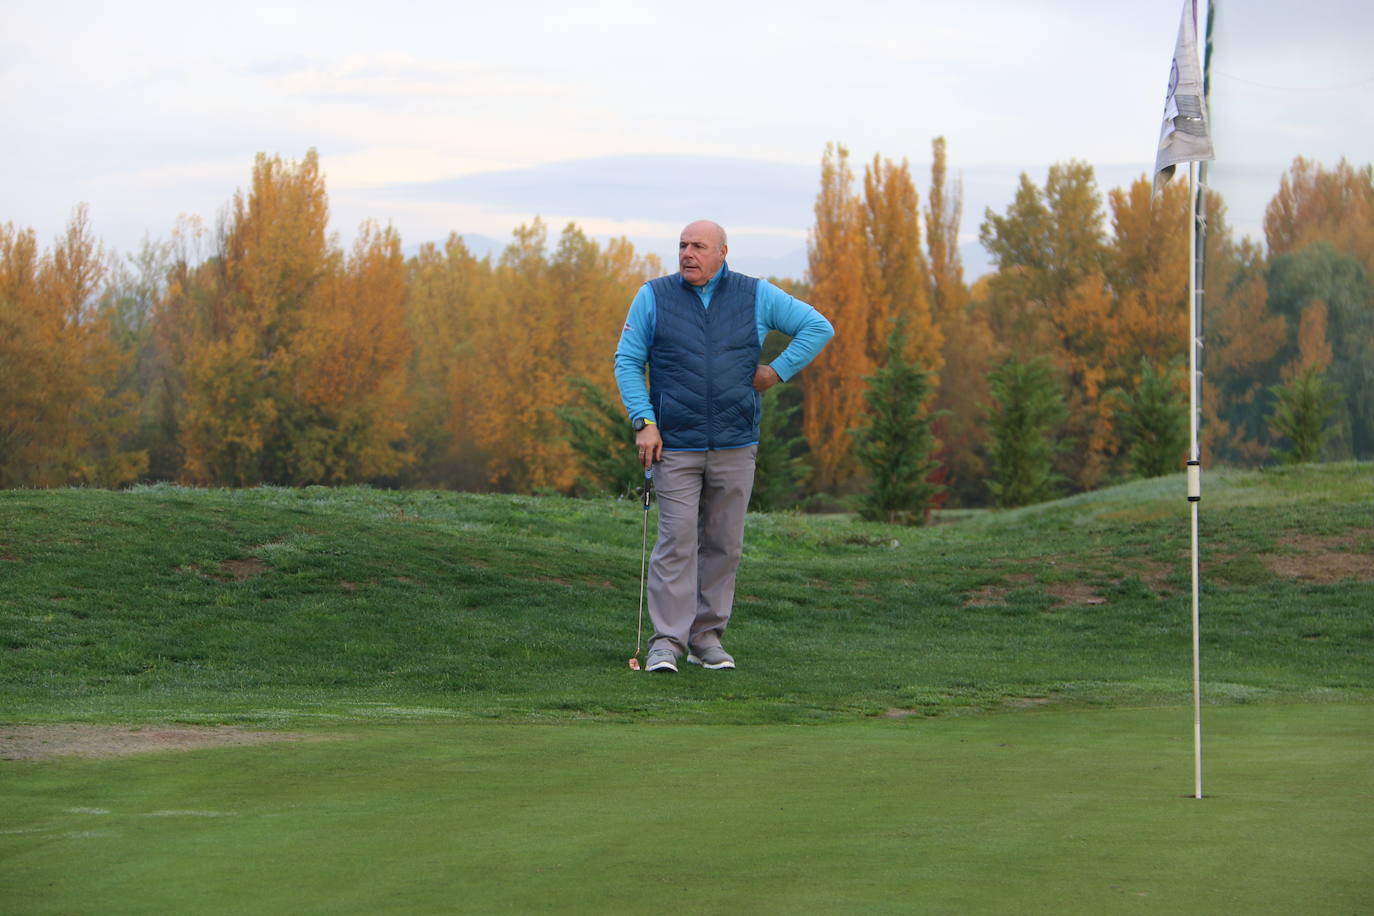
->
[614, 220, 833, 673]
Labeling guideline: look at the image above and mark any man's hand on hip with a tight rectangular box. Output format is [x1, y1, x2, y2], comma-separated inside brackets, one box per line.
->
[753, 364, 781, 392]
[636, 425, 663, 469]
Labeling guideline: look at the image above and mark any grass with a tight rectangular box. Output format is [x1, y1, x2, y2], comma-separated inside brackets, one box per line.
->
[2, 463, 1372, 912]
[2, 463, 1371, 723]
[3, 706, 1371, 913]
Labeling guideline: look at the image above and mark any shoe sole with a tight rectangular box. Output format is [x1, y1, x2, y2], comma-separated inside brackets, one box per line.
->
[646, 660, 678, 673]
[687, 654, 735, 670]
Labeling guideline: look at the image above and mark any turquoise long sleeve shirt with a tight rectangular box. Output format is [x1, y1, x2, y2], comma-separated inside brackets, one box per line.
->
[613, 264, 834, 427]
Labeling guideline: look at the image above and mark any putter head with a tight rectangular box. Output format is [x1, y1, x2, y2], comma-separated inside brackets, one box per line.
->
[628, 657, 641, 670]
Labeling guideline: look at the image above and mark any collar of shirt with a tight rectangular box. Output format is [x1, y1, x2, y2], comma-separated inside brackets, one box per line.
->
[692, 261, 727, 308]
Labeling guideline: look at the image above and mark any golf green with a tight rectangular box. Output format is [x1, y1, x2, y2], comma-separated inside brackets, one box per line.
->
[3, 703, 1369, 913]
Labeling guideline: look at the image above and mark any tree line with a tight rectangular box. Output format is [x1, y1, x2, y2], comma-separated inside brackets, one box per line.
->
[2, 146, 1370, 512]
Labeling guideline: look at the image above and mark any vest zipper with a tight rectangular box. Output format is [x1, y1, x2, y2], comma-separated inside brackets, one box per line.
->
[703, 297, 715, 449]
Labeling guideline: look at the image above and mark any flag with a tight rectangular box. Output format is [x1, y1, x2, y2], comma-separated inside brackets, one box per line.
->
[1154, 0, 1214, 194]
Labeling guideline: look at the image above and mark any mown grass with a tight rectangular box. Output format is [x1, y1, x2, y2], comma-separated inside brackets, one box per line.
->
[2, 465, 1371, 914]
[3, 705, 1371, 915]
[2, 462, 1371, 725]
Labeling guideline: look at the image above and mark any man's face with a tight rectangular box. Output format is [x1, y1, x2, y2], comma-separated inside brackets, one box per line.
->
[679, 222, 727, 286]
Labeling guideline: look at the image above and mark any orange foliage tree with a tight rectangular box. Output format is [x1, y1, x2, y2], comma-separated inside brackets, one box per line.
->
[0, 207, 145, 487]
[803, 144, 878, 492]
[167, 151, 411, 485]
[1106, 177, 1191, 373]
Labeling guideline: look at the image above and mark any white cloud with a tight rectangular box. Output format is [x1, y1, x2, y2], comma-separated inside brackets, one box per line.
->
[320, 149, 523, 190]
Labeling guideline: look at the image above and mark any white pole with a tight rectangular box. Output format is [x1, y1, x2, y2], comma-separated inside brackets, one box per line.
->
[1187, 159, 1203, 800]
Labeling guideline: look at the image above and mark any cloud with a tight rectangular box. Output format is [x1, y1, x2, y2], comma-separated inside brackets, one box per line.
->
[380, 155, 820, 236]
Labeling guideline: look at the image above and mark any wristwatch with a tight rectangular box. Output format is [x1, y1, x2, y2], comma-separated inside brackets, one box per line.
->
[632, 417, 651, 432]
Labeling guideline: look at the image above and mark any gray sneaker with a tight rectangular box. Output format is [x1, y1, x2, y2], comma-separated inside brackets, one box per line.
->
[645, 646, 678, 673]
[687, 646, 736, 669]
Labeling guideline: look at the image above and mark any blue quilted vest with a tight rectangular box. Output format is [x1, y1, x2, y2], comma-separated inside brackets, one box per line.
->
[647, 266, 761, 450]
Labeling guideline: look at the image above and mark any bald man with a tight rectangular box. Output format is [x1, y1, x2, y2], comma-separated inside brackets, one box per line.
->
[614, 220, 834, 672]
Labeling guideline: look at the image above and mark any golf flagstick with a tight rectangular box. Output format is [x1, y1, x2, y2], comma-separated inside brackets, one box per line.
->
[629, 466, 653, 670]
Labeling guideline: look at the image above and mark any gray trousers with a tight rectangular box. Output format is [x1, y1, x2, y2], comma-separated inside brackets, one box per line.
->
[647, 445, 758, 656]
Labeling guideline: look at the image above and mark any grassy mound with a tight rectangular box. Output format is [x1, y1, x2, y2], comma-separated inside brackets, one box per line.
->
[2, 463, 1371, 725]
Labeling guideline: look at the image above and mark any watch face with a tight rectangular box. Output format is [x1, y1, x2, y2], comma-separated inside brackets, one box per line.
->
[633, 418, 647, 431]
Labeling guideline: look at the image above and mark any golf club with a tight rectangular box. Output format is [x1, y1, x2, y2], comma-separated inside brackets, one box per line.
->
[629, 466, 653, 670]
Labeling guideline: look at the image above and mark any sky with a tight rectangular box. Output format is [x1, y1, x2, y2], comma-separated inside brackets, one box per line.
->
[3, 0, 1371, 281]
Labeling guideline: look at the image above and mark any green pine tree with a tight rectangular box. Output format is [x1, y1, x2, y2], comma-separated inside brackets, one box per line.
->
[555, 376, 641, 498]
[1115, 357, 1189, 479]
[986, 356, 1067, 508]
[751, 385, 807, 512]
[1269, 366, 1338, 464]
[852, 318, 943, 525]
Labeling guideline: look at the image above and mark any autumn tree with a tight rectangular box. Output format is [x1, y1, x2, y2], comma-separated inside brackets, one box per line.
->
[979, 162, 1115, 489]
[1199, 221, 1285, 465]
[1107, 177, 1191, 376]
[282, 220, 413, 484]
[454, 221, 659, 492]
[100, 236, 180, 479]
[169, 152, 331, 484]
[0, 208, 145, 487]
[861, 155, 939, 373]
[1265, 242, 1374, 458]
[0, 223, 51, 485]
[925, 137, 994, 506]
[1264, 157, 1374, 277]
[803, 144, 880, 492]
[165, 150, 414, 485]
[925, 136, 965, 328]
[403, 234, 496, 489]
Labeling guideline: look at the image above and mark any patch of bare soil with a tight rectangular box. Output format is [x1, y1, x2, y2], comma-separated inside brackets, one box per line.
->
[963, 572, 1035, 608]
[0, 725, 336, 761]
[963, 585, 1008, 608]
[218, 558, 268, 581]
[1263, 531, 1374, 584]
[1044, 582, 1107, 608]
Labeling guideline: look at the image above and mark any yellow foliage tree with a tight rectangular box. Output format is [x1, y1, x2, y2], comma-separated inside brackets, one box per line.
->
[452, 221, 660, 492]
[170, 150, 411, 485]
[862, 155, 940, 375]
[1106, 177, 1190, 373]
[173, 152, 332, 484]
[285, 221, 413, 484]
[404, 234, 497, 488]
[1264, 157, 1374, 274]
